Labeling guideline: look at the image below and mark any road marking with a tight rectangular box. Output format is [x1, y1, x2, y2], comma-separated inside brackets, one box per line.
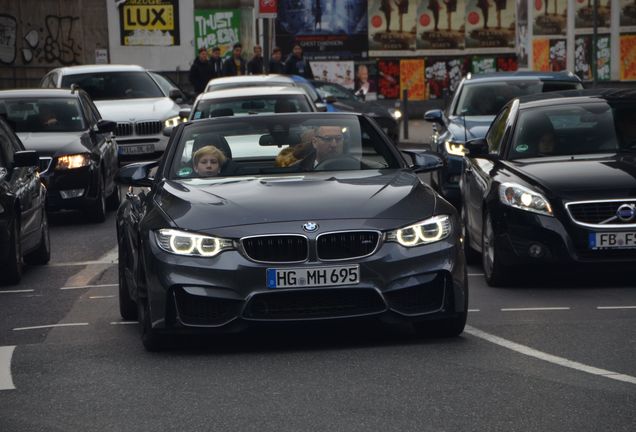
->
[0, 346, 16, 391]
[110, 321, 138, 325]
[468, 309, 480, 312]
[597, 306, 636, 310]
[501, 307, 571, 312]
[60, 283, 118, 291]
[48, 260, 117, 267]
[465, 325, 636, 385]
[13, 323, 89, 331]
[468, 273, 484, 276]
[0, 289, 34, 294]
[89, 295, 115, 299]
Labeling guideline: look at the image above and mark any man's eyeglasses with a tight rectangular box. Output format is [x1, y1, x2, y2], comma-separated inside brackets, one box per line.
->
[316, 135, 344, 143]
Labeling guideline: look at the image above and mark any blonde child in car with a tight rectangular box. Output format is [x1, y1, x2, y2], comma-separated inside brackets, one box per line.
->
[193, 145, 226, 177]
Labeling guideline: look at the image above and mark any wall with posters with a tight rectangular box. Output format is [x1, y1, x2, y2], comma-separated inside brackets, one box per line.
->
[194, 9, 241, 57]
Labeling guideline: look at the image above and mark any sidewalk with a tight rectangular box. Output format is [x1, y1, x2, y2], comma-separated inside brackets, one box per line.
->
[398, 118, 434, 150]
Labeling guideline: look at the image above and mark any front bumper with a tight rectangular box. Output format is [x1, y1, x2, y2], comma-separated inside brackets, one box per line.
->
[140, 231, 467, 334]
[40, 165, 99, 211]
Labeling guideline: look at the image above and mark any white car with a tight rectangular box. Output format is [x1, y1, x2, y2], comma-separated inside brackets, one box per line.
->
[40, 64, 183, 159]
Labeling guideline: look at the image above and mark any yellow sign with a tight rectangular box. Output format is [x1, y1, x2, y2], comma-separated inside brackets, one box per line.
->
[123, 5, 174, 31]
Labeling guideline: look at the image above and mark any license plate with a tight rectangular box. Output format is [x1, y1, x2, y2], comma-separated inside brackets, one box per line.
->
[267, 265, 360, 289]
[118, 144, 154, 155]
[589, 232, 636, 249]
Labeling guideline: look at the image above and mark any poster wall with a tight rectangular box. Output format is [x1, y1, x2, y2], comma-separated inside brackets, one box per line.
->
[417, 0, 466, 50]
[516, 0, 528, 68]
[194, 9, 240, 57]
[354, 61, 379, 100]
[276, 0, 368, 59]
[400, 59, 426, 100]
[532, 0, 566, 36]
[310, 60, 356, 88]
[377, 59, 401, 99]
[119, 0, 180, 46]
[574, 35, 610, 81]
[619, 0, 636, 28]
[425, 57, 468, 99]
[368, 0, 417, 54]
[465, 0, 515, 49]
[620, 34, 636, 80]
[575, 0, 611, 29]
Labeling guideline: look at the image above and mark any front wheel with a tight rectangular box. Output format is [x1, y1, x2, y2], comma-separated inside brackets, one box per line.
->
[0, 219, 22, 285]
[482, 211, 512, 287]
[118, 241, 137, 321]
[24, 211, 50, 265]
[461, 206, 480, 265]
[138, 298, 165, 352]
[85, 174, 106, 223]
[413, 311, 467, 338]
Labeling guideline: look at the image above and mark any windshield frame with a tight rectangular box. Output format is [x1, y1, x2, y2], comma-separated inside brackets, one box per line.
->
[60, 71, 165, 101]
[1, 96, 87, 133]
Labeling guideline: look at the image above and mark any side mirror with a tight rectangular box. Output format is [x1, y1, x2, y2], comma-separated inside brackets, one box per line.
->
[315, 102, 328, 112]
[96, 119, 117, 134]
[325, 95, 337, 104]
[116, 161, 159, 187]
[402, 150, 445, 173]
[178, 108, 191, 120]
[162, 126, 173, 137]
[464, 138, 489, 157]
[169, 88, 182, 100]
[424, 109, 444, 125]
[14, 150, 39, 168]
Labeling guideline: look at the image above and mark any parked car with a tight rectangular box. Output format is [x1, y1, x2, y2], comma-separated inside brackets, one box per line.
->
[310, 80, 401, 142]
[116, 112, 467, 350]
[186, 86, 316, 121]
[0, 88, 119, 222]
[0, 116, 49, 284]
[40, 64, 183, 161]
[205, 74, 330, 112]
[461, 88, 636, 286]
[425, 71, 583, 207]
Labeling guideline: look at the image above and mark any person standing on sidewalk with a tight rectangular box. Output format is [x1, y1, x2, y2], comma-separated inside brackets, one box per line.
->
[189, 48, 213, 96]
[247, 45, 265, 75]
[209, 46, 223, 79]
[284, 44, 314, 79]
[268, 47, 285, 74]
[222, 43, 246, 76]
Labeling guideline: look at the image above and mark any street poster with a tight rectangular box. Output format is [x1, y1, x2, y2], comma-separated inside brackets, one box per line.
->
[516, 0, 529, 68]
[354, 61, 379, 100]
[368, 0, 417, 54]
[533, 38, 550, 71]
[465, 0, 516, 49]
[620, 34, 636, 80]
[471, 56, 497, 74]
[118, 0, 180, 46]
[574, 34, 611, 81]
[532, 0, 566, 36]
[425, 57, 468, 99]
[194, 9, 240, 57]
[400, 59, 426, 100]
[275, 0, 368, 60]
[620, 0, 636, 28]
[496, 54, 518, 71]
[417, 0, 466, 50]
[575, 0, 611, 30]
[377, 59, 401, 99]
[257, 0, 278, 18]
[549, 39, 567, 71]
[310, 60, 356, 88]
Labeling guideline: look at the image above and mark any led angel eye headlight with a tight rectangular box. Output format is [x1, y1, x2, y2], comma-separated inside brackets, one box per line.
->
[155, 229, 232, 257]
[387, 215, 452, 247]
[164, 116, 181, 128]
[499, 183, 553, 216]
[444, 140, 466, 156]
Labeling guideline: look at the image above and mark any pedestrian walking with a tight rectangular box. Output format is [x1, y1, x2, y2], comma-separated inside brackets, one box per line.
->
[222, 43, 246, 76]
[283, 44, 314, 79]
[189, 48, 213, 95]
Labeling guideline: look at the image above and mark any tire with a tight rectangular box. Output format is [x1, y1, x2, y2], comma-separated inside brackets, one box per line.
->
[85, 175, 106, 223]
[482, 211, 512, 287]
[461, 206, 480, 265]
[138, 297, 165, 352]
[24, 211, 50, 265]
[413, 311, 467, 338]
[0, 218, 22, 285]
[106, 183, 121, 211]
[118, 241, 138, 321]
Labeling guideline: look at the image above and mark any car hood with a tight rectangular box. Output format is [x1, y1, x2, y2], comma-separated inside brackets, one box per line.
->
[448, 116, 494, 141]
[157, 170, 438, 231]
[506, 154, 636, 198]
[95, 98, 180, 121]
[17, 132, 88, 157]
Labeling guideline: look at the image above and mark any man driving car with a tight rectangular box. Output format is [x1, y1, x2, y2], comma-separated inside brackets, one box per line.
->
[312, 126, 344, 165]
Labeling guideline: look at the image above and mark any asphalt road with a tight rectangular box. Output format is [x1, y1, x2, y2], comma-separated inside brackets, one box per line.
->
[1, 176, 635, 432]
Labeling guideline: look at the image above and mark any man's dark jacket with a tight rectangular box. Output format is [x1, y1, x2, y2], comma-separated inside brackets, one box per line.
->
[247, 56, 265, 75]
[189, 58, 213, 94]
[222, 56, 247, 76]
[268, 58, 285, 74]
[284, 54, 314, 79]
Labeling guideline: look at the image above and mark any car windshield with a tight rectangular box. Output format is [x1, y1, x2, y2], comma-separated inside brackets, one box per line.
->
[1, 97, 85, 133]
[509, 103, 623, 159]
[455, 80, 581, 116]
[314, 82, 356, 102]
[192, 94, 313, 119]
[61, 71, 164, 100]
[169, 114, 400, 179]
[206, 81, 290, 92]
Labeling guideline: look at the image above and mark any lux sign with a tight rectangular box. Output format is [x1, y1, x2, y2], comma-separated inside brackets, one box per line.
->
[123, 5, 174, 30]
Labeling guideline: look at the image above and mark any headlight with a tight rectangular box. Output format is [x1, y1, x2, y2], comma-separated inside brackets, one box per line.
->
[55, 153, 91, 170]
[444, 140, 466, 156]
[386, 215, 452, 247]
[499, 183, 553, 216]
[164, 116, 181, 128]
[388, 108, 402, 120]
[155, 229, 233, 257]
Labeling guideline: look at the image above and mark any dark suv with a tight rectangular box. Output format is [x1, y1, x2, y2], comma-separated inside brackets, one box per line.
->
[424, 71, 583, 207]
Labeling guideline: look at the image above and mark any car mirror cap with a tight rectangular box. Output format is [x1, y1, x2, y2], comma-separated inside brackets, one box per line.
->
[96, 119, 117, 134]
[162, 126, 173, 137]
[315, 102, 328, 112]
[179, 108, 191, 119]
[13, 150, 39, 168]
[424, 109, 444, 124]
[116, 161, 158, 187]
[464, 138, 489, 156]
[402, 150, 445, 173]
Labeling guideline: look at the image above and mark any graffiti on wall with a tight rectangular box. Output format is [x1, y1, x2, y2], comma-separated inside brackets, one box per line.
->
[0, 14, 81, 66]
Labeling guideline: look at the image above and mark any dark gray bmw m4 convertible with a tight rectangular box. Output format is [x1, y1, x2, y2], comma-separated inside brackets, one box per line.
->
[116, 112, 467, 350]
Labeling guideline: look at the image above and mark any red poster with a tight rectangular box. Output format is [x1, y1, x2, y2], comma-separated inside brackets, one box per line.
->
[258, 0, 277, 17]
[378, 60, 400, 100]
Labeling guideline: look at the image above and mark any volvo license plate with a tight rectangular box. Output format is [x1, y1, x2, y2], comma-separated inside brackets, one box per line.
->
[589, 232, 636, 249]
[267, 265, 360, 289]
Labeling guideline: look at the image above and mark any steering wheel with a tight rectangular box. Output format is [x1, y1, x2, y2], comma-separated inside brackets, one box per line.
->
[314, 155, 360, 171]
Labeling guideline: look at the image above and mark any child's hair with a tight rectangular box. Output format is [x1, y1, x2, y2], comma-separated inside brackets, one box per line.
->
[193, 145, 226, 167]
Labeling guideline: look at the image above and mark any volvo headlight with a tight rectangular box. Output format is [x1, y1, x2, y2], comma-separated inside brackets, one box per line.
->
[164, 116, 181, 128]
[55, 153, 91, 170]
[386, 215, 452, 247]
[499, 183, 553, 216]
[388, 108, 402, 120]
[155, 229, 233, 257]
[444, 140, 466, 156]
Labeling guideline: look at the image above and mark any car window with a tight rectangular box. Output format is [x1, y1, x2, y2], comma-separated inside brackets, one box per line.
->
[0, 124, 13, 168]
[192, 95, 313, 120]
[61, 71, 164, 100]
[78, 94, 95, 126]
[314, 83, 355, 102]
[486, 105, 511, 153]
[509, 103, 619, 159]
[2, 97, 86, 133]
[169, 115, 400, 179]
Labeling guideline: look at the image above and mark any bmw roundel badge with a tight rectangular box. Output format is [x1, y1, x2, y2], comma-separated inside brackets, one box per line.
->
[303, 221, 319, 232]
